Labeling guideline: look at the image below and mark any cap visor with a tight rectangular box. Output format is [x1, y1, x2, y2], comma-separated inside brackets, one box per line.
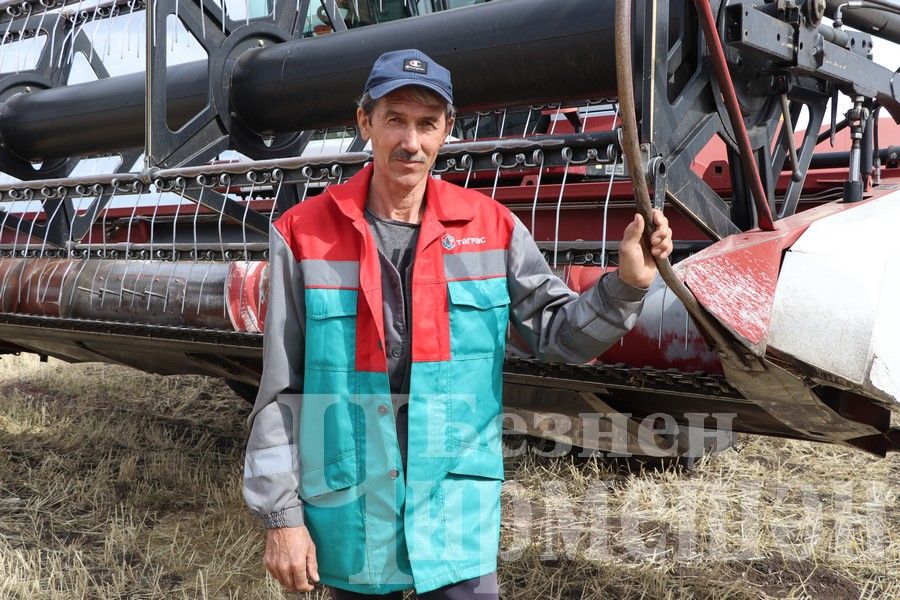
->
[367, 80, 453, 105]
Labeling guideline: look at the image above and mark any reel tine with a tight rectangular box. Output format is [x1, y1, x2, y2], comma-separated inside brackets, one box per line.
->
[88, 181, 117, 309]
[237, 176, 257, 323]
[116, 181, 144, 308]
[87, 2, 100, 64]
[268, 168, 284, 226]
[657, 282, 667, 349]
[1, 8, 16, 72]
[67, 2, 88, 66]
[124, 0, 135, 57]
[0, 191, 32, 309]
[599, 102, 619, 270]
[528, 151, 543, 237]
[549, 102, 561, 135]
[129, 181, 166, 310]
[8, 193, 39, 308]
[180, 182, 204, 316]
[30, 2, 47, 69]
[70, 183, 114, 309]
[551, 161, 568, 269]
[161, 178, 188, 312]
[14, 2, 31, 74]
[32, 186, 69, 304]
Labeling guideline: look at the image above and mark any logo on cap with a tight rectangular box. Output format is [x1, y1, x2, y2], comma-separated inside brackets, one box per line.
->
[441, 233, 456, 251]
[403, 58, 428, 74]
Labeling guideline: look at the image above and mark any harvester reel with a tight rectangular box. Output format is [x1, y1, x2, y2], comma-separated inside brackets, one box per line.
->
[0, 0, 897, 458]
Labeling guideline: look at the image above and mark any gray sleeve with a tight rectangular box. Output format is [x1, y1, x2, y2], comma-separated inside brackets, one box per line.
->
[506, 214, 649, 363]
[243, 222, 306, 529]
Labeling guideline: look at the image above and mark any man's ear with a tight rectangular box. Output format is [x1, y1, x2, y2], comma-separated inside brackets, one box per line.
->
[356, 107, 371, 141]
[444, 116, 455, 140]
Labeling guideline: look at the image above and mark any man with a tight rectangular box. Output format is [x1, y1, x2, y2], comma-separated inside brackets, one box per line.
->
[244, 49, 673, 598]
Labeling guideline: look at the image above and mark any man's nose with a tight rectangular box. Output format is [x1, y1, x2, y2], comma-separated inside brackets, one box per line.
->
[400, 127, 420, 152]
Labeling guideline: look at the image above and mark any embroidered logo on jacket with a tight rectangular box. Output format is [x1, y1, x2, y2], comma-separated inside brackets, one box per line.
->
[441, 233, 456, 250]
[441, 233, 486, 251]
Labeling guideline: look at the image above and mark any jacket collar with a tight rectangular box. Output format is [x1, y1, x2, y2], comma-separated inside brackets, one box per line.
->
[327, 162, 475, 224]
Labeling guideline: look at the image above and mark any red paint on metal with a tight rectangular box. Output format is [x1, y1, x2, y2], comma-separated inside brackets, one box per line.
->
[674, 200, 872, 348]
[227, 261, 266, 333]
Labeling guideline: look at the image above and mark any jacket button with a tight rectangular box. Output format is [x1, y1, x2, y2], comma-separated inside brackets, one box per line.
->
[391, 346, 403, 358]
[377, 404, 389, 416]
[388, 469, 400, 480]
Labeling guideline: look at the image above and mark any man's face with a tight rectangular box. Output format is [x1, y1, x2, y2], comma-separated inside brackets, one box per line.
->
[356, 88, 454, 191]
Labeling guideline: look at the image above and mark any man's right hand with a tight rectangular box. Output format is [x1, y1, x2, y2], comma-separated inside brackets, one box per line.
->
[264, 525, 320, 592]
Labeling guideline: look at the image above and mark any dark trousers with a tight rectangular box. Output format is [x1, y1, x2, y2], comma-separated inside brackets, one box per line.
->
[328, 572, 499, 599]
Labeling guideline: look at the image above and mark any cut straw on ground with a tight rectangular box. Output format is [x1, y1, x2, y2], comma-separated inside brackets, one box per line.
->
[0, 354, 897, 599]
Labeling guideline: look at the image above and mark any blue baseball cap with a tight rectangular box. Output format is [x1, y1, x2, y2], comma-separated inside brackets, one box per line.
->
[363, 49, 453, 105]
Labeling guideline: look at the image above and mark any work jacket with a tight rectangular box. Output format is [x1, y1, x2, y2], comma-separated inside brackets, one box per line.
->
[243, 163, 648, 594]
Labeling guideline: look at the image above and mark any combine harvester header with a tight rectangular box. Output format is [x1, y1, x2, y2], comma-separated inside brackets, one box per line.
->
[0, 0, 897, 458]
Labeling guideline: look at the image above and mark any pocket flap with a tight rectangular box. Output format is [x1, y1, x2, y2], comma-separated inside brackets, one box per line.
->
[305, 289, 359, 320]
[299, 450, 361, 498]
[446, 443, 505, 481]
[447, 278, 510, 310]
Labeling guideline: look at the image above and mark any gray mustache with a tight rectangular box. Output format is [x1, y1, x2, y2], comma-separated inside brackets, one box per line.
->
[391, 150, 427, 163]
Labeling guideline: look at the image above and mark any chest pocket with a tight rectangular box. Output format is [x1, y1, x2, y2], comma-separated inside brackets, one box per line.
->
[305, 288, 358, 371]
[447, 277, 511, 359]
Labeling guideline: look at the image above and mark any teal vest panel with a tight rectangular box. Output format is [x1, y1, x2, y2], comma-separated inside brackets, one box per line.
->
[298, 277, 509, 594]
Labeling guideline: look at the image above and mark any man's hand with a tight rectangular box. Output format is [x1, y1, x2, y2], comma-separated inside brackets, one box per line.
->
[617, 209, 673, 289]
[264, 526, 320, 593]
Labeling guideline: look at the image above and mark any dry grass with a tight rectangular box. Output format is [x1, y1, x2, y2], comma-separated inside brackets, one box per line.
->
[0, 353, 897, 599]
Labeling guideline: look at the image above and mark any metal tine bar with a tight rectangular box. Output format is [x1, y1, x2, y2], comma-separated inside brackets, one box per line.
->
[0, 0, 134, 23]
[115, 181, 144, 307]
[152, 151, 371, 180]
[0, 173, 136, 195]
[0, 131, 617, 197]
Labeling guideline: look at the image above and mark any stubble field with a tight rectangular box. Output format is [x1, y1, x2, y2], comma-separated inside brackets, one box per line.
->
[0, 353, 897, 599]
